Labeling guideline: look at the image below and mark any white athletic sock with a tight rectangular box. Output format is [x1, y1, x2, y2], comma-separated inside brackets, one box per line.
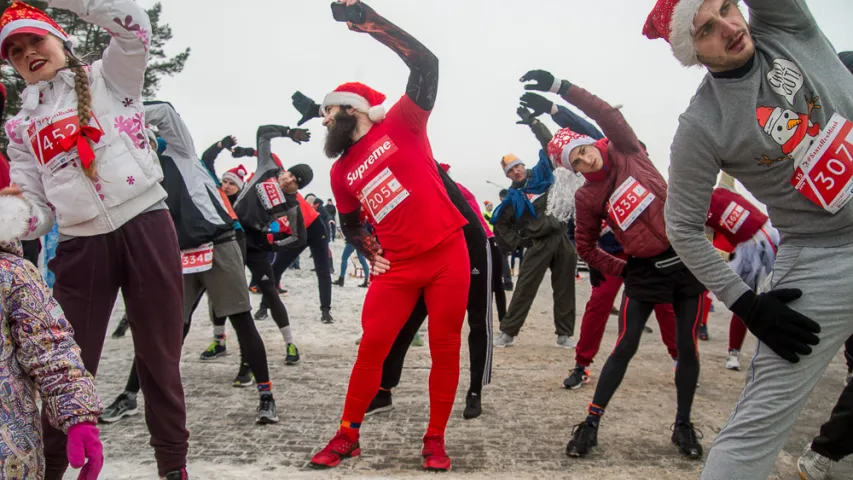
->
[213, 325, 226, 337]
[280, 326, 294, 344]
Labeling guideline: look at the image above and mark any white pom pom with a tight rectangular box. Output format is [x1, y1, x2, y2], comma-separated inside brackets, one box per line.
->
[368, 105, 386, 122]
[0, 196, 31, 243]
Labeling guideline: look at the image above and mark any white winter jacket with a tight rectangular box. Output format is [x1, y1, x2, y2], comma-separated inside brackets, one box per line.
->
[6, 0, 165, 239]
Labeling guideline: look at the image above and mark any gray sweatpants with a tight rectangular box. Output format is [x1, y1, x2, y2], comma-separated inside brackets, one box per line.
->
[701, 243, 853, 480]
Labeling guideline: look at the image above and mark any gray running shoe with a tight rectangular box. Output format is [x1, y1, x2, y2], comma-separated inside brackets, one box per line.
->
[256, 392, 279, 424]
[100, 392, 139, 424]
[494, 332, 515, 347]
[797, 443, 833, 480]
[556, 335, 576, 349]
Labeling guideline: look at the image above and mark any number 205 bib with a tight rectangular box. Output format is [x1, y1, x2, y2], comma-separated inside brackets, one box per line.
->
[357, 167, 410, 224]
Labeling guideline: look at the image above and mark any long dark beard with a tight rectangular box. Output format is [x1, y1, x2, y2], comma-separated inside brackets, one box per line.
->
[324, 110, 358, 158]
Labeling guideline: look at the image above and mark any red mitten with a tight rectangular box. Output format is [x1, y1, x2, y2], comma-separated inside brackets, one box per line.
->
[67, 422, 104, 480]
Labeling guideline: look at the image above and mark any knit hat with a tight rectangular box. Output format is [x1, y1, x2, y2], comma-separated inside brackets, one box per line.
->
[288, 164, 313, 189]
[643, 0, 741, 67]
[222, 165, 248, 189]
[501, 154, 524, 175]
[321, 82, 387, 122]
[0, 2, 70, 60]
[547, 127, 597, 171]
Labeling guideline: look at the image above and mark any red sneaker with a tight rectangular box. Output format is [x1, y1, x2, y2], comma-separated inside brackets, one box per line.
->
[422, 434, 451, 472]
[310, 431, 361, 469]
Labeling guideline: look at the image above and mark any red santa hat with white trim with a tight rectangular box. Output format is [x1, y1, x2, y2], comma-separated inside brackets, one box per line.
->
[0, 2, 71, 60]
[321, 82, 387, 122]
[642, 0, 741, 67]
[222, 164, 248, 189]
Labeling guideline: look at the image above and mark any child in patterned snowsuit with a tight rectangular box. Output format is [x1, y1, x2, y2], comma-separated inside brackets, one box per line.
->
[0, 195, 103, 479]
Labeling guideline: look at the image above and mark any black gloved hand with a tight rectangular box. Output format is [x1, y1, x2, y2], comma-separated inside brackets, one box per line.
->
[232, 146, 256, 158]
[520, 92, 554, 118]
[288, 128, 311, 145]
[520, 69, 571, 96]
[220, 135, 237, 151]
[292, 91, 322, 126]
[730, 289, 821, 363]
[516, 106, 535, 125]
[589, 268, 606, 288]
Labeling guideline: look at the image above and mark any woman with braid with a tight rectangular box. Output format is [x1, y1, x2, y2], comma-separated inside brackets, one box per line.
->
[0, 2, 189, 479]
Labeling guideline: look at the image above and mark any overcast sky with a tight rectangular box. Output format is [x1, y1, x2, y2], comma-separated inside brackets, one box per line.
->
[146, 0, 853, 208]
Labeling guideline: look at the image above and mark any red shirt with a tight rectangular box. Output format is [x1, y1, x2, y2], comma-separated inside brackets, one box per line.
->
[330, 95, 466, 261]
[296, 193, 320, 227]
[706, 188, 769, 247]
[0, 152, 10, 190]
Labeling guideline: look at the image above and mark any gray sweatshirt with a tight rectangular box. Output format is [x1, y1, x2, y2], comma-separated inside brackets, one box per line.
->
[665, 0, 853, 307]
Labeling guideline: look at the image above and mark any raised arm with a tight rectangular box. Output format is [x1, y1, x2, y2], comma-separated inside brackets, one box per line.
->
[255, 125, 309, 175]
[143, 101, 197, 161]
[744, 0, 816, 33]
[49, 0, 151, 98]
[519, 92, 605, 140]
[200, 136, 237, 180]
[345, 2, 438, 111]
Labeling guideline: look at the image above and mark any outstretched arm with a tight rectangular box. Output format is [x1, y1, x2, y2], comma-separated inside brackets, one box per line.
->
[255, 125, 310, 175]
[200, 135, 237, 180]
[344, 1, 438, 111]
[516, 106, 554, 151]
[744, 0, 816, 34]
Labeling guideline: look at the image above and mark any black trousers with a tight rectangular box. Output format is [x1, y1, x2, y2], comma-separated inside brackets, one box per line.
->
[489, 238, 507, 322]
[811, 376, 853, 461]
[262, 220, 332, 311]
[380, 228, 493, 394]
[245, 245, 290, 328]
[21, 239, 41, 266]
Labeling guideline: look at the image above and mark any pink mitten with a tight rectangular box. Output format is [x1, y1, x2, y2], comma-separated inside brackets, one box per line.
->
[67, 422, 104, 480]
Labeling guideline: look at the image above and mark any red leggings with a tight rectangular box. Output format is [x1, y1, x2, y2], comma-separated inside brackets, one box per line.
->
[729, 314, 748, 351]
[576, 257, 678, 367]
[342, 229, 470, 436]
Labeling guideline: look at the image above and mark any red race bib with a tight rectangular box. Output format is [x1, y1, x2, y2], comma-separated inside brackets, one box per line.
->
[791, 113, 853, 214]
[358, 167, 410, 224]
[607, 176, 656, 230]
[31, 109, 103, 172]
[181, 243, 214, 274]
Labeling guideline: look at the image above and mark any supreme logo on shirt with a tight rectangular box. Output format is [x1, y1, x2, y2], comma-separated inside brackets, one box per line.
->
[347, 135, 399, 186]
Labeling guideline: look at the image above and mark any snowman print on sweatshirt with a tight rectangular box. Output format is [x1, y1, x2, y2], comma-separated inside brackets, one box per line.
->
[755, 58, 822, 168]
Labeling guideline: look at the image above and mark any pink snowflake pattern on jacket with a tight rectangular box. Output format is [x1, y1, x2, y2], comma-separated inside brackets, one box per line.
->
[5, 118, 23, 145]
[113, 15, 150, 52]
[114, 112, 147, 149]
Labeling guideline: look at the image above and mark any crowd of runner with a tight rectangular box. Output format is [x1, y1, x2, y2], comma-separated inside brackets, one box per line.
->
[0, 0, 851, 479]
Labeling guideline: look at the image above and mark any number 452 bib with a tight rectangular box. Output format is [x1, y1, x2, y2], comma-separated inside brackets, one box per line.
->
[607, 176, 656, 231]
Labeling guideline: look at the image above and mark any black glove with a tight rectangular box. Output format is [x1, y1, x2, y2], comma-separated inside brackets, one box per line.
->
[730, 289, 821, 363]
[520, 69, 571, 96]
[219, 135, 237, 150]
[232, 146, 256, 158]
[288, 128, 311, 145]
[520, 92, 554, 118]
[292, 91, 322, 127]
[589, 268, 606, 288]
[516, 106, 535, 125]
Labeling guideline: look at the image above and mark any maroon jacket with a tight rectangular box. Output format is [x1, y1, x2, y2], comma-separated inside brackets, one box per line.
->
[569, 85, 670, 277]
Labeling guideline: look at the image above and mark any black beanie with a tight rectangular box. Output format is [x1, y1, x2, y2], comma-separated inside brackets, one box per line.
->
[288, 164, 313, 189]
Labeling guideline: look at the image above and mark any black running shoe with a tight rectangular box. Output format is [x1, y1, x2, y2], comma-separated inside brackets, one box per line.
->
[253, 307, 269, 321]
[359, 279, 369, 288]
[321, 309, 334, 324]
[285, 343, 300, 365]
[199, 340, 227, 361]
[697, 324, 709, 341]
[257, 392, 279, 424]
[278, 287, 288, 295]
[562, 365, 590, 390]
[643, 325, 653, 333]
[671, 422, 704, 459]
[503, 279, 513, 292]
[365, 389, 394, 416]
[111, 314, 130, 338]
[566, 422, 598, 458]
[233, 363, 254, 388]
[163, 467, 189, 480]
[332, 277, 345, 287]
[463, 392, 482, 419]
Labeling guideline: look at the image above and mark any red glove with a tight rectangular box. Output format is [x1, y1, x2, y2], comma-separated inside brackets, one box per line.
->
[67, 422, 104, 480]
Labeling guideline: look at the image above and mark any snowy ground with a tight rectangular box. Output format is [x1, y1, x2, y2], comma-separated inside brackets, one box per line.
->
[70, 240, 851, 479]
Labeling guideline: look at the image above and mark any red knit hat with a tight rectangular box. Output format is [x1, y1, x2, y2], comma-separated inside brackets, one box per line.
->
[222, 164, 248, 189]
[643, 0, 740, 67]
[321, 82, 387, 122]
[547, 128, 596, 172]
[0, 2, 70, 60]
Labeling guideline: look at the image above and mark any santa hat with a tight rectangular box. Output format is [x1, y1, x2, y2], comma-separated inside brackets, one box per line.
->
[0, 195, 31, 243]
[483, 200, 493, 207]
[321, 82, 387, 122]
[0, 2, 71, 60]
[643, 0, 741, 67]
[501, 154, 524, 175]
[547, 128, 597, 171]
[222, 165, 248, 189]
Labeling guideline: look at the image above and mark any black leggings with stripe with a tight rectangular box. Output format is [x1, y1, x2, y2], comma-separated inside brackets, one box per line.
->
[591, 293, 704, 423]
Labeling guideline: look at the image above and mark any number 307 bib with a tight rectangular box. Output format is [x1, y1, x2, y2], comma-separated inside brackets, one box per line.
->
[358, 167, 410, 224]
[607, 176, 656, 231]
[791, 113, 853, 214]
